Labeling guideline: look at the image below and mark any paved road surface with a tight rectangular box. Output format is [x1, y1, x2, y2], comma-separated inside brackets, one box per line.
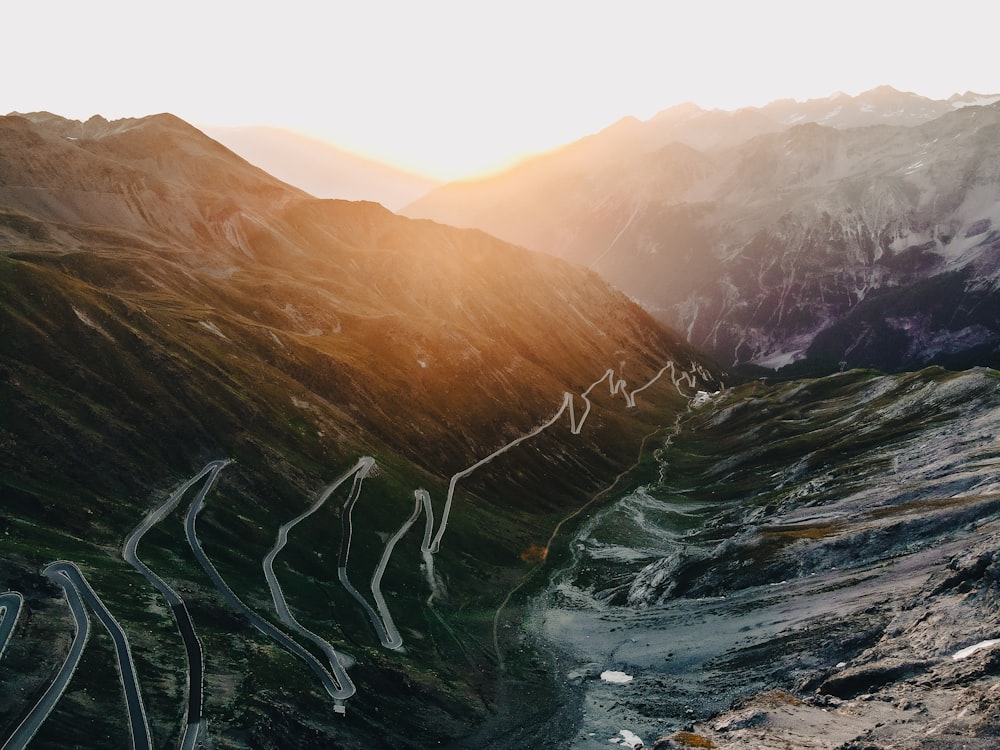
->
[263, 460, 367, 699]
[2, 565, 91, 750]
[336, 460, 407, 648]
[54, 562, 152, 750]
[185, 473, 350, 704]
[0, 592, 23, 663]
[369, 490, 434, 650]
[124, 460, 229, 750]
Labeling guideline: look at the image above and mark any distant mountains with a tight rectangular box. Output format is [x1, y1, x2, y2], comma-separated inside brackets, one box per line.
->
[404, 87, 1000, 374]
[201, 124, 440, 210]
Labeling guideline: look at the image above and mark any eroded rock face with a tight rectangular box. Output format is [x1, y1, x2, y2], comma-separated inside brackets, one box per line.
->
[688, 538, 1000, 749]
[531, 367, 1000, 749]
[627, 548, 705, 607]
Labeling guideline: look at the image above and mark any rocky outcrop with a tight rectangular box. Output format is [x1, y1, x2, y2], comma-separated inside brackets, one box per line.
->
[539, 367, 1000, 749]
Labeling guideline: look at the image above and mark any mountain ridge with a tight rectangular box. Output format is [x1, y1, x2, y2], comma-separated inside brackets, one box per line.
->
[404, 88, 1000, 374]
[201, 124, 441, 210]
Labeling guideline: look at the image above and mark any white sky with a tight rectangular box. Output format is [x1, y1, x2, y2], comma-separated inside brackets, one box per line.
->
[4, 1, 999, 180]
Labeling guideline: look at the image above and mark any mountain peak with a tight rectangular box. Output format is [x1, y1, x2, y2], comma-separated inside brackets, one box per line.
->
[649, 101, 705, 123]
[599, 115, 643, 136]
[856, 84, 929, 102]
[9, 110, 204, 142]
[860, 84, 906, 96]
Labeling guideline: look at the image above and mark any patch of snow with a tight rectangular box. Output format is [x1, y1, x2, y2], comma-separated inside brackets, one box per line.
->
[417, 359, 428, 369]
[609, 729, 644, 748]
[198, 320, 229, 340]
[751, 349, 801, 370]
[861, 104, 875, 113]
[601, 670, 634, 684]
[691, 390, 718, 408]
[72, 307, 114, 341]
[952, 95, 1000, 109]
[952, 639, 1000, 660]
[821, 105, 843, 122]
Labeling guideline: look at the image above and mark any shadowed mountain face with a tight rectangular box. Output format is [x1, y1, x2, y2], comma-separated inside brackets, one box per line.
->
[404, 88, 1000, 374]
[0, 112, 716, 747]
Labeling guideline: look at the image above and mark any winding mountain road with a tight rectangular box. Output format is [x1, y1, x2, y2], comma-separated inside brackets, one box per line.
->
[2, 568, 90, 750]
[335, 459, 408, 650]
[3, 562, 151, 750]
[184, 472, 351, 705]
[361, 360, 712, 613]
[61, 563, 152, 750]
[0, 359, 712, 749]
[123, 460, 229, 750]
[263, 460, 368, 699]
[0, 592, 22, 663]
[429, 361, 704, 560]
[370, 489, 434, 646]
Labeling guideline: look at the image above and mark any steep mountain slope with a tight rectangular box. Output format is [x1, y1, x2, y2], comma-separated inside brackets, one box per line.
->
[0, 113, 717, 748]
[402, 87, 970, 250]
[404, 89, 1000, 374]
[201, 124, 440, 210]
[515, 367, 1000, 749]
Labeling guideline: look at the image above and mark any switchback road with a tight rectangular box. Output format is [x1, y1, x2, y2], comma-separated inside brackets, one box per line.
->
[51, 562, 152, 750]
[0, 592, 22, 663]
[1, 567, 89, 750]
[263, 459, 368, 699]
[185, 472, 351, 705]
[2, 562, 151, 750]
[124, 460, 229, 750]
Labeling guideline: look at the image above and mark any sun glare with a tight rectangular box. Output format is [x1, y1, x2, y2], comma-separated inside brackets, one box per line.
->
[2, 1, 999, 181]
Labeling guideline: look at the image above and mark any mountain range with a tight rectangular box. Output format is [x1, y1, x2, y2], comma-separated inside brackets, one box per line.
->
[404, 87, 1000, 374]
[3, 100, 1000, 750]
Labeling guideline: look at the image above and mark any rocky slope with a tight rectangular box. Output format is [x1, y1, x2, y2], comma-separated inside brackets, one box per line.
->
[404, 88, 1000, 374]
[0, 112, 716, 748]
[517, 366, 1000, 749]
